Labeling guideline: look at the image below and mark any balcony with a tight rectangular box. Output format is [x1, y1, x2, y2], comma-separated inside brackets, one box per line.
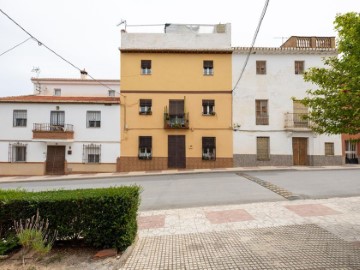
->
[32, 123, 74, 140]
[164, 113, 189, 129]
[281, 36, 335, 49]
[256, 116, 269, 125]
[284, 113, 312, 131]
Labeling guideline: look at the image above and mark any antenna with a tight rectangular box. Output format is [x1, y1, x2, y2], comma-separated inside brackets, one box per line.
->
[117, 19, 127, 31]
[274, 36, 288, 45]
[31, 67, 41, 93]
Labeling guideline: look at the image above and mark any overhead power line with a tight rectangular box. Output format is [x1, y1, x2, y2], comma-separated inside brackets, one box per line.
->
[0, 9, 116, 92]
[232, 0, 270, 92]
[0, 37, 32, 57]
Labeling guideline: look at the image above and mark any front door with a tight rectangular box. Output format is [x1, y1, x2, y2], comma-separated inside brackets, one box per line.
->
[46, 146, 66, 175]
[292, 137, 308, 165]
[168, 135, 185, 168]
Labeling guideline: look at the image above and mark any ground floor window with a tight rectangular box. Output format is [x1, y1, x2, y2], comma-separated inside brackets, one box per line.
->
[83, 144, 101, 163]
[257, 137, 270, 161]
[325, 142, 334, 156]
[202, 137, 216, 160]
[9, 143, 27, 162]
[139, 136, 152, 159]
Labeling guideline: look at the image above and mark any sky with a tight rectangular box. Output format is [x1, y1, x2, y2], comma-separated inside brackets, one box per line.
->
[0, 0, 359, 97]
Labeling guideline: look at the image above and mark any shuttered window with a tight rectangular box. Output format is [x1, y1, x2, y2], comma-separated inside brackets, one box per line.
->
[325, 142, 334, 156]
[256, 100, 269, 125]
[202, 137, 216, 160]
[87, 111, 101, 128]
[9, 143, 27, 162]
[141, 60, 152, 75]
[139, 99, 152, 114]
[202, 100, 215, 115]
[257, 137, 270, 161]
[139, 136, 152, 159]
[256, 61, 266, 74]
[203, 60, 214, 75]
[13, 110, 27, 127]
[295, 61, 304, 75]
[83, 144, 101, 163]
[169, 100, 184, 115]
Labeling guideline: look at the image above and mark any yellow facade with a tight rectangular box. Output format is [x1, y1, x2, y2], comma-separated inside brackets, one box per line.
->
[119, 51, 233, 171]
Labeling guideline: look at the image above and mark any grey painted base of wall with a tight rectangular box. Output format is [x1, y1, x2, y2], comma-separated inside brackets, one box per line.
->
[234, 154, 343, 167]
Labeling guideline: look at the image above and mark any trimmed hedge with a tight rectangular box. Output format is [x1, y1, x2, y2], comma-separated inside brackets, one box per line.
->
[0, 186, 140, 251]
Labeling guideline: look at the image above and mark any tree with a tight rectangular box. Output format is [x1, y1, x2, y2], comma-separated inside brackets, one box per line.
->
[302, 12, 360, 135]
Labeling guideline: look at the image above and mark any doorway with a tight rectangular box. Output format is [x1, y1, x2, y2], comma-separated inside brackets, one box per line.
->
[292, 137, 308, 165]
[46, 146, 66, 174]
[168, 135, 186, 168]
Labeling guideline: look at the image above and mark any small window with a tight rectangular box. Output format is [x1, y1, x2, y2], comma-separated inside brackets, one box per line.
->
[203, 60, 214, 75]
[325, 142, 334, 156]
[13, 110, 27, 127]
[256, 61, 266, 75]
[257, 137, 270, 161]
[139, 136, 152, 160]
[9, 143, 27, 162]
[87, 111, 101, 128]
[83, 144, 101, 163]
[295, 61, 304, 75]
[139, 99, 152, 115]
[202, 100, 215, 115]
[108, 90, 115, 97]
[141, 60, 152, 75]
[255, 100, 269, 125]
[202, 137, 216, 160]
[54, 88, 61, 96]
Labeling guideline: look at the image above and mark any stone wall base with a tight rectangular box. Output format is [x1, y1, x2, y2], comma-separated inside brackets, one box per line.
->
[309, 155, 343, 166]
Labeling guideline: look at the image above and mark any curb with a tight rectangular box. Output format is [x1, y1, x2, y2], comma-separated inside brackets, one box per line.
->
[114, 234, 138, 269]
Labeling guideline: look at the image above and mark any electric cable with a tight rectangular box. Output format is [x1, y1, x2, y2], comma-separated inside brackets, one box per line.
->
[0, 37, 32, 57]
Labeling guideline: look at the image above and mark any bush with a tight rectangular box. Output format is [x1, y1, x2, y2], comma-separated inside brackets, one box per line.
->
[0, 186, 140, 251]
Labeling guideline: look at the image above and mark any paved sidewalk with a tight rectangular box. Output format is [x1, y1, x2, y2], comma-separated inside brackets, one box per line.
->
[122, 196, 360, 269]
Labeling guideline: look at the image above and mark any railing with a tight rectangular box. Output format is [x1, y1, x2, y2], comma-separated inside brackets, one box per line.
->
[284, 113, 311, 130]
[296, 37, 333, 48]
[33, 123, 74, 132]
[164, 113, 189, 129]
[256, 116, 269, 125]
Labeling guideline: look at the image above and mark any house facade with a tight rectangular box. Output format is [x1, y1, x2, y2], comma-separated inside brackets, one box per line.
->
[232, 36, 343, 166]
[0, 76, 120, 175]
[118, 24, 233, 171]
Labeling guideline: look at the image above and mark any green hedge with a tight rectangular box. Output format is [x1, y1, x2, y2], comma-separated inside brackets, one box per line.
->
[0, 186, 140, 251]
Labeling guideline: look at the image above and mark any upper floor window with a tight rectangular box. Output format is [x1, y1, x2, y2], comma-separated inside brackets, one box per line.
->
[141, 60, 152, 75]
[50, 111, 65, 128]
[202, 100, 215, 115]
[139, 136, 152, 160]
[257, 137, 270, 161]
[9, 143, 27, 162]
[13, 110, 27, 127]
[255, 100, 269, 125]
[325, 142, 334, 156]
[256, 61, 266, 75]
[83, 144, 101, 163]
[87, 111, 101, 128]
[54, 88, 61, 96]
[139, 99, 152, 115]
[202, 137, 216, 160]
[203, 60, 214, 75]
[295, 61, 304, 75]
[108, 90, 115, 97]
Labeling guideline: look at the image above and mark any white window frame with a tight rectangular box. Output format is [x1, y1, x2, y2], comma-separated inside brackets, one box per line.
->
[13, 110, 27, 127]
[83, 144, 101, 163]
[87, 111, 101, 128]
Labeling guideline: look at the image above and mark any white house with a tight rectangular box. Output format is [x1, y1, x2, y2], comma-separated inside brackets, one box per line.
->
[232, 36, 342, 166]
[0, 75, 120, 175]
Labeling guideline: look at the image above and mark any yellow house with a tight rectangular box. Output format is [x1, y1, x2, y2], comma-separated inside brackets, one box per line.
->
[118, 24, 233, 171]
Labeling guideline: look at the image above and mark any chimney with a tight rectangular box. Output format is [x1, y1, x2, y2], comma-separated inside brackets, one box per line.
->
[80, 69, 88, 79]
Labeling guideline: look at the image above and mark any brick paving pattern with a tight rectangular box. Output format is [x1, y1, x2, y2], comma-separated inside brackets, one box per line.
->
[205, 209, 254, 224]
[285, 203, 340, 217]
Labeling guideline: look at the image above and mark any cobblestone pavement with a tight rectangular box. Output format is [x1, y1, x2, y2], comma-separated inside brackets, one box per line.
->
[121, 197, 360, 269]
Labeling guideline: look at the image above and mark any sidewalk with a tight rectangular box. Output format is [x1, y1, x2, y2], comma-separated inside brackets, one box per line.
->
[1, 164, 360, 183]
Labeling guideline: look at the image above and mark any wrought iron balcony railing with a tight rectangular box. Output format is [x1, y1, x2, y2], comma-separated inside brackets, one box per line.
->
[164, 113, 189, 129]
[33, 123, 74, 132]
[284, 113, 311, 130]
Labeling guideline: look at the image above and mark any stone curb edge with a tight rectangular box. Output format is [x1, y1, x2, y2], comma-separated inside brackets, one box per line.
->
[113, 234, 138, 269]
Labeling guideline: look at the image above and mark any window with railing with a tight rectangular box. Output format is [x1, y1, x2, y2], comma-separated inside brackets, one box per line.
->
[139, 99, 152, 115]
[83, 144, 101, 163]
[202, 100, 215, 115]
[138, 136, 152, 160]
[87, 111, 101, 128]
[50, 111, 65, 128]
[13, 110, 27, 127]
[256, 100, 269, 125]
[8, 143, 27, 162]
[257, 137, 270, 161]
[141, 60, 151, 75]
[202, 137, 216, 160]
[325, 142, 334, 156]
[203, 60, 213, 76]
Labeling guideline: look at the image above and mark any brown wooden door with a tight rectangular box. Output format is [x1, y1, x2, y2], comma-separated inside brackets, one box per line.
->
[46, 146, 66, 175]
[168, 135, 186, 168]
[292, 138, 308, 165]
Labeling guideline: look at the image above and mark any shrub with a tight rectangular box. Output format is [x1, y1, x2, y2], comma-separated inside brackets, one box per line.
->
[0, 186, 140, 251]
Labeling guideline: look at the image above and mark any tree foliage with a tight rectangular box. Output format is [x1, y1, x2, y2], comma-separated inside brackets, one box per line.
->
[302, 12, 360, 134]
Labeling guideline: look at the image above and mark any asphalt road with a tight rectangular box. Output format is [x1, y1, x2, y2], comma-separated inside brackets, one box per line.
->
[0, 169, 359, 211]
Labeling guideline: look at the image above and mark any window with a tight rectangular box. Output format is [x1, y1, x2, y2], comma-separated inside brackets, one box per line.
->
[13, 110, 27, 127]
[141, 60, 151, 75]
[202, 137, 216, 160]
[139, 136, 152, 160]
[139, 99, 152, 115]
[293, 100, 309, 127]
[256, 61, 266, 74]
[203, 60, 213, 75]
[257, 137, 270, 161]
[54, 88, 61, 96]
[202, 100, 215, 115]
[87, 111, 101, 128]
[108, 90, 115, 97]
[9, 143, 27, 162]
[295, 61, 304, 74]
[50, 111, 65, 129]
[256, 100, 269, 125]
[83, 144, 101, 163]
[325, 142, 334, 156]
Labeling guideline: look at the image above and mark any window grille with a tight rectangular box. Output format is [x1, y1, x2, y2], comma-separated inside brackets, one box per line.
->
[8, 143, 27, 162]
[139, 99, 152, 114]
[87, 111, 101, 128]
[139, 136, 152, 159]
[141, 60, 152, 75]
[83, 144, 101, 163]
[202, 100, 215, 115]
[202, 137, 216, 160]
[325, 142, 334, 156]
[256, 61, 266, 74]
[255, 100, 269, 125]
[203, 60, 214, 75]
[295, 61, 305, 74]
[13, 110, 27, 127]
[257, 137, 270, 161]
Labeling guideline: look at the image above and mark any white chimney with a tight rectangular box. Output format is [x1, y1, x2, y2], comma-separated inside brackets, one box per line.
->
[80, 69, 88, 79]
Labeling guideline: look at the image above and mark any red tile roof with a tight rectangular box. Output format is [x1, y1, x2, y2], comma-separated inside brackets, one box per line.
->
[0, 95, 120, 104]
